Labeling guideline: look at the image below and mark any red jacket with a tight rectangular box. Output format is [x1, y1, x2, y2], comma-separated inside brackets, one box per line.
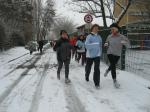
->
[69, 38, 77, 46]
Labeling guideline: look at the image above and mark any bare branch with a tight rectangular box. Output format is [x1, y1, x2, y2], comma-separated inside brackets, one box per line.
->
[116, 0, 132, 24]
[116, 1, 125, 10]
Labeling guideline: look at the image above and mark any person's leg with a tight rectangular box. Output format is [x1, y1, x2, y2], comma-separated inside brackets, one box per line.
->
[85, 58, 93, 81]
[64, 60, 70, 79]
[64, 60, 71, 83]
[57, 61, 63, 79]
[30, 51, 33, 55]
[107, 54, 115, 79]
[38, 46, 40, 51]
[41, 46, 43, 53]
[75, 50, 78, 61]
[104, 54, 112, 77]
[72, 48, 75, 58]
[81, 53, 86, 66]
[93, 57, 100, 87]
[111, 55, 120, 80]
[77, 52, 81, 63]
[108, 54, 120, 88]
[40, 47, 42, 54]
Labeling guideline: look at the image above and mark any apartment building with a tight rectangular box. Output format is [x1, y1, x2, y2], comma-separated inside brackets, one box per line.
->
[114, 0, 150, 29]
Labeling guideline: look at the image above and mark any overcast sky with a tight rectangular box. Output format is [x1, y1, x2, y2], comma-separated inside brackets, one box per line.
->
[54, 0, 111, 27]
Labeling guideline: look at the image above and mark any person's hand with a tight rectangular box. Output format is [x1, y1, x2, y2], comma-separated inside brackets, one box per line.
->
[121, 40, 127, 44]
[104, 42, 108, 47]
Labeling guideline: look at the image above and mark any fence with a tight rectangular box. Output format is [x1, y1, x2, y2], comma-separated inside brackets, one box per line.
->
[100, 28, 150, 80]
[126, 32, 150, 80]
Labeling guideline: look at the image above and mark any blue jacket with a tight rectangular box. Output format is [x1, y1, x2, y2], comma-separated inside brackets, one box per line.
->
[85, 33, 102, 58]
[76, 39, 85, 53]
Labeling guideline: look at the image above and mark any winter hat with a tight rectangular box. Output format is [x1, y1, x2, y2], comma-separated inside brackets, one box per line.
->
[110, 23, 120, 30]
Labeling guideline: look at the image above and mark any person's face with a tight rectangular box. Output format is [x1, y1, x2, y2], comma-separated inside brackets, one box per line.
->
[111, 27, 118, 34]
[62, 32, 68, 38]
[80, 35, 84, 39]
[92, 26, 99, 33]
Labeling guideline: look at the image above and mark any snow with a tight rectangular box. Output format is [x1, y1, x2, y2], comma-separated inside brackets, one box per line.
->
[0, 46, 150, 112]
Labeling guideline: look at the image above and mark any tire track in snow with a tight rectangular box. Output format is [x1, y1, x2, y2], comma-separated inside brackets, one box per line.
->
[0, 53, 29, 68]
[28, 52, 53, 112]
[7, 53, 29, 63]
[28, 63, 49, 112]
[63, 83, 87, 112]
[0, 55, 41, 109]
[0, 56, 35, 80]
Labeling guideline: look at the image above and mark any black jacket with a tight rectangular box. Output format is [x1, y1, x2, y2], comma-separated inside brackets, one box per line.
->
[53, 38, 73, 61]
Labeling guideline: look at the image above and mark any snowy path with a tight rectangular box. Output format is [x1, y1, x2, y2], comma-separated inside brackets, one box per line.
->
[0, 46, 150, 112]
[69, 63, 150, 112]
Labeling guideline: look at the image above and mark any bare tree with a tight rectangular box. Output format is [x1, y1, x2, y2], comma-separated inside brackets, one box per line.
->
[66, 0, 115, 27]
[66, 0, 132, 27]
[52, 17, 77, 39]
[115, 0, 132, 24]
[39, 0, 55, 40]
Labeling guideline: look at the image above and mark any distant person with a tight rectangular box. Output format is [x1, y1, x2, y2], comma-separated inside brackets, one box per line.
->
[85, 24, 102, 89]
[104, 23, 130, 88]
[53, 30, 73, 83]
[26, 41, 37, 55]
[38, 40, 44, 54]
[69, 35, 77, 59]
[76, 34, 86, 66]
[50, 40, 54, 47]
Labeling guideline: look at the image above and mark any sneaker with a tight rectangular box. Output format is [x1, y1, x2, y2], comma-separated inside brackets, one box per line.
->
[104, 69, 109, 77]
[85, 77, 89, 82]
[113, 79, 120, 88]
[57, 73, 60, 80]
[65, 78, 71, 84]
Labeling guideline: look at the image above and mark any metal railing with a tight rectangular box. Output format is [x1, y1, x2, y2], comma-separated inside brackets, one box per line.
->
[125, 32, 150, 80]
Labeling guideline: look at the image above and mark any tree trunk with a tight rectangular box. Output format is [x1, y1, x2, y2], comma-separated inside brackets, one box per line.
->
[99, 0, 107, 28]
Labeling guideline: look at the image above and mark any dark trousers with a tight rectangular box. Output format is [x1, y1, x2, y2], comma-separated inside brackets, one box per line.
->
[57, 60, 70, 79]
[71, 47, 76, 58]
[107, 54, 120, 80]
[85, 57, 100, 86]
[77, 52, 86, 65]
[38, 46, 43, 54]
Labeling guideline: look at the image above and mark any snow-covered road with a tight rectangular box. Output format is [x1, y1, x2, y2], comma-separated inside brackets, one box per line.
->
[0, 46, 150, 112]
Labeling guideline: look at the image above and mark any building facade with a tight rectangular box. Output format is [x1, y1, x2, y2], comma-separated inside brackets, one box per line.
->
[114, 0, 150, 29]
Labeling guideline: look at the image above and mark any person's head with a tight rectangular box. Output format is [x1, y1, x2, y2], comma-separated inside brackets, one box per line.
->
[79, 35, 84, 40]
[60, 30, 68, 39]
[90, 24, 100, 33]
[110, 23, 120, 35]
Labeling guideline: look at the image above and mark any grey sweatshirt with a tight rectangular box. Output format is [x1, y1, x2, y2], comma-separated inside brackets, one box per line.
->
[105, 33, 130, 56]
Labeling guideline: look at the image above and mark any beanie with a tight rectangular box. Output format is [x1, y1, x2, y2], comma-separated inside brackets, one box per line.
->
[110, 23, 120, 30]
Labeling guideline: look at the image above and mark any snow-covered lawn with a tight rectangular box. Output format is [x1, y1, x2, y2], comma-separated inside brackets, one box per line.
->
[0, 46, 150, 112]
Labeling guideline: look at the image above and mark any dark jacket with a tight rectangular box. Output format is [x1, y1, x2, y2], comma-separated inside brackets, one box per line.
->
[53, 38, 73, 61]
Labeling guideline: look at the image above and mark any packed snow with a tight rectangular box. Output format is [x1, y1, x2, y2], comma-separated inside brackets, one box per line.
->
[0, 45, 150, 112]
